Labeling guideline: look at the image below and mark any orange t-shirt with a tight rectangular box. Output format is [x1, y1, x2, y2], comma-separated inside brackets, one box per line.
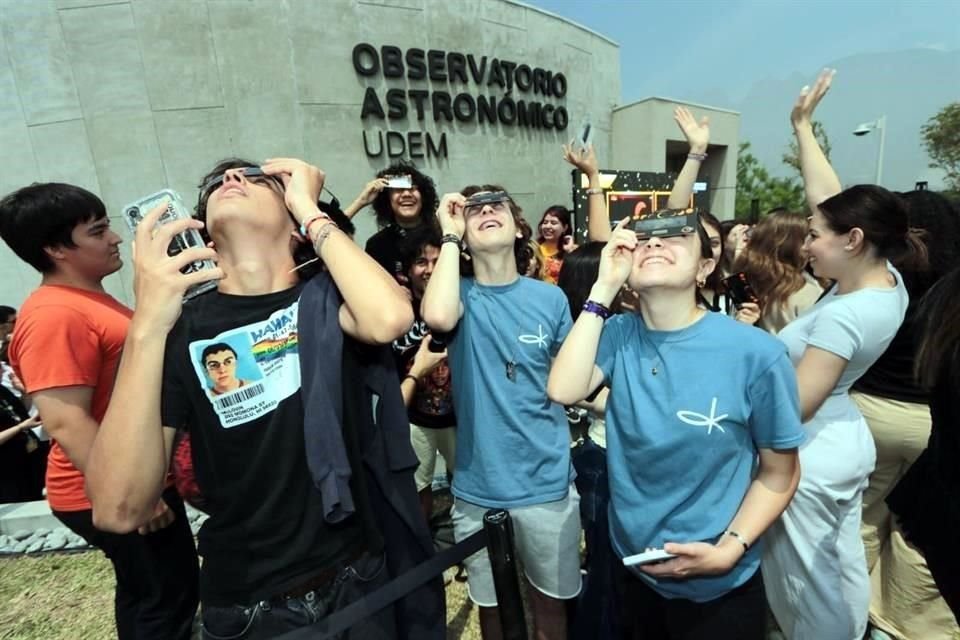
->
[9, 285, 132, 512]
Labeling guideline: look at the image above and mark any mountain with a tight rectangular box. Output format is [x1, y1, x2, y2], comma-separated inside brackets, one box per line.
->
[689, 49, 960, 191]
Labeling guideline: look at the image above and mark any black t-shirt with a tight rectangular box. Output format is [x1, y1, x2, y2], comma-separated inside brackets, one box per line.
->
[852, 299, 927, 404]
[392, 307, 456, 429]
[161, 284, 368, 606]
[365, 224, 412, 279]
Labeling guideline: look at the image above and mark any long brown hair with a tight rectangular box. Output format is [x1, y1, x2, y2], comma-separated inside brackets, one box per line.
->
[733, 212, 808, 311]
[459, 184, 533, 277]
[915, 266, 960, 389]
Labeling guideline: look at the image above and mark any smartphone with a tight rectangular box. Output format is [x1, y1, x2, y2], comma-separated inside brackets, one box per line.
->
[122, 189, 218, 302]
[722, 272, 760, 308]
[622, 549, 677, 567]
[385, 174, 413, 190]
[576, 119, 593, 152]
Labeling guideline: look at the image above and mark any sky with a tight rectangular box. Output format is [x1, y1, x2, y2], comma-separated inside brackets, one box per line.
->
[524, 0, 960, 106]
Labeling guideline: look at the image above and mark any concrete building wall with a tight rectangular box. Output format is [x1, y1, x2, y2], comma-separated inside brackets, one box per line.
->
[611, 98, 740, 219]
[0, 0, 620, 306]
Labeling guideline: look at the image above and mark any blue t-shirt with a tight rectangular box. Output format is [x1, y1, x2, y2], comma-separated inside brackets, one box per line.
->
[448, 276, 573, 508]
[597, 311, 805, 602]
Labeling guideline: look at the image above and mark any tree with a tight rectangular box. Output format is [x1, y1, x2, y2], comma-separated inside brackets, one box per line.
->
[782, 120, 831, 175]
[921, 102, 960, 192]
[735, 142, 805, 219]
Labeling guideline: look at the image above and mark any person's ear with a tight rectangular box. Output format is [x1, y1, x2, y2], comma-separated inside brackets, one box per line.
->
[43, 245, 67, 262]
[698, 257, 717, 283]
[845, 228, 865, 252]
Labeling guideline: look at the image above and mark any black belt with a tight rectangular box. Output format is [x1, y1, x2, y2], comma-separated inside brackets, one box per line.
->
[273, 542, 367, 602]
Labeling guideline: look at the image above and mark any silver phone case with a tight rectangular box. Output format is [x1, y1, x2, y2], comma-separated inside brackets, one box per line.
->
[122, 189, 217, 302]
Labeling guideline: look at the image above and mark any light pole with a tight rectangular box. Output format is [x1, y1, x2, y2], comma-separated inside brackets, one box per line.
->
[852, 115, 886, 185]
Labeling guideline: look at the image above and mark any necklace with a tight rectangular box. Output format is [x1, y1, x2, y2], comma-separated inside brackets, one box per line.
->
[473, 286, 519, 382]
[644, 308, 706, 375]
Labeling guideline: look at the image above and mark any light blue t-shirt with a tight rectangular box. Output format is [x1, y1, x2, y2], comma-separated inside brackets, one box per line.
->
[448, 276, 573, 508]
[597, 311, 805, 602]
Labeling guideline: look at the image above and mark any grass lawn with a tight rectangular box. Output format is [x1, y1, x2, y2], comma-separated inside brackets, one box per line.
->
[0, 550, 482, 640]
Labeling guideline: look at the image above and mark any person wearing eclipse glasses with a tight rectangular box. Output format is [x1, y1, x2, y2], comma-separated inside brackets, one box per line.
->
[422, 186, 581, 640]
[83, 157, 433, 639]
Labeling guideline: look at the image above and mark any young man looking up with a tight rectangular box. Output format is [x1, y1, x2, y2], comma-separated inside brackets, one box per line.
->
[85, 158, 420, 639]
[0, 183, 199, 640]
[422, 187, 581, 640]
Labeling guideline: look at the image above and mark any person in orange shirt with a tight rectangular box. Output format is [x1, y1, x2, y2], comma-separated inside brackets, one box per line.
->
[0, 183, 198, 640]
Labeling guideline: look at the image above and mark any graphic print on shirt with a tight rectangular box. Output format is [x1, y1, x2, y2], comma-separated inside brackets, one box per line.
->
[676, 397, 729, 435]
[188, 301, 300, 428]
[518, 323, 549, 349]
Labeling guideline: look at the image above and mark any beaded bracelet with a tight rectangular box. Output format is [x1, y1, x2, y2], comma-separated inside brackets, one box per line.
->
[585, 187, 604, 196]
[687, 152, 708, 162]
[300, 213, 331, 237]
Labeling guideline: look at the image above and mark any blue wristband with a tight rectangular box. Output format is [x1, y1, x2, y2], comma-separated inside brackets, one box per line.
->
[582, 300, 612, 320]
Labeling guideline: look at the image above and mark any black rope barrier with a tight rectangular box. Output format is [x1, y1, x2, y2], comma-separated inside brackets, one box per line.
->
[273, 508, 526, 639]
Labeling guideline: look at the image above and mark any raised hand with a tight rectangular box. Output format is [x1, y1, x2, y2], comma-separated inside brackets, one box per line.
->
[596, 217, 637, 301]
[562, 235, 579, 254]
[355, 177, 389, 208]
[791, 68, 835, 129]
[131, 203, 222, 332]
[261, 157, 326, 223]
[436, 192, 467, 239]
[674, 106, 709, 154]
[562, 142, 599, 177]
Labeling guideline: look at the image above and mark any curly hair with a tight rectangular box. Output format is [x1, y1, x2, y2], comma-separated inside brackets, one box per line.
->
[732, 212, 808, 311]
[458, 184, 533, 277]
[371, 161, 439, 229]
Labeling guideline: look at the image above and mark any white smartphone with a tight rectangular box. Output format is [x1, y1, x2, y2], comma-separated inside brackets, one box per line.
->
[622, 549, 677, 567]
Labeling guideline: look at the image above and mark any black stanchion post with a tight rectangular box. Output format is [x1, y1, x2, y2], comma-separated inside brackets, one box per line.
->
[483, 509, 527, 640]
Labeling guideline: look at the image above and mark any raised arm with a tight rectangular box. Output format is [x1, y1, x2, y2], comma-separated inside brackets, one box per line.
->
[792, 69, 842, 211]
[548, 218, 636, 403]
[563, 143, 608, 242]
[263, 159, 413, 344]
[87, 207, 223, 533]
[421, 194, 466, 332]
[400, 337, 447, 407]
[342, 177, 389, 219]
[666, 107, 710, 210]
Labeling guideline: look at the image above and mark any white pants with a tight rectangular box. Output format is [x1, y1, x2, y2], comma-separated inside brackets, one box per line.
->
[762, 406, 876, 640]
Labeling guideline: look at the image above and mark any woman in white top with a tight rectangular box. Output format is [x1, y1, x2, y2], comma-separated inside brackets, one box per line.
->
[761, 69, 926, 640]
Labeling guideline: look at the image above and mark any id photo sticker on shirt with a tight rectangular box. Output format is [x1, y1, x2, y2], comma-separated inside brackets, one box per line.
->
[189, 302, 301, 428]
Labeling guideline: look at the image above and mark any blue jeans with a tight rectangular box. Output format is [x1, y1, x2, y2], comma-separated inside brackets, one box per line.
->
[200, 552, 396, 640]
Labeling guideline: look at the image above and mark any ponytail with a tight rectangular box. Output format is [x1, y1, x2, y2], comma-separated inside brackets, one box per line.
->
[893, 227, 929, 273]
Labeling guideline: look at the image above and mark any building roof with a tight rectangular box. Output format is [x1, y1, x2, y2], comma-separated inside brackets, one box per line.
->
[613, 96, 740, 116]
[504, 0, 620, 47]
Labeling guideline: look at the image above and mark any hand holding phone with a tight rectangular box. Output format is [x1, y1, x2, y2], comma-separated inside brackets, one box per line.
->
[722, 272, 760, 309]
[622, 548, 677, 567]
[123, 190, 219, 302]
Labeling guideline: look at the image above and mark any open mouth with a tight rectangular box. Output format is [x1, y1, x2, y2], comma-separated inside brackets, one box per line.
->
[479, 220, 501, 231]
